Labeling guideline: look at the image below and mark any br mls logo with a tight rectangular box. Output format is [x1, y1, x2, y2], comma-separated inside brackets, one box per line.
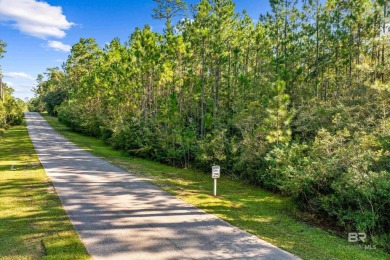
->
[348, 232, 367, 243]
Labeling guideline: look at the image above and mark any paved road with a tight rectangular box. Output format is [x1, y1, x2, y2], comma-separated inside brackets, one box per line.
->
[25, 112, 298, 260]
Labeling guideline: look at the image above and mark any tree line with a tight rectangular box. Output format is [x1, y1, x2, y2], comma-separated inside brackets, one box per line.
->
[0, 40, 25, 134]
[31, 0, 390, 251]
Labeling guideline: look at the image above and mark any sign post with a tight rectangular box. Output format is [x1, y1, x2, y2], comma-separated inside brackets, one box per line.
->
[212, 165, 220, 196]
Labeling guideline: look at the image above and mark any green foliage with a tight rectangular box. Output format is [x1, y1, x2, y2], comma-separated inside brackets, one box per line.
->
[57, 100, 84, 133]
[35, 0, 390, 251]
[0, 39, 6, 59]
[0, 84, 25, 132]
[231, 100, 268, 182]
[0, 101, 6, 132]
[265, 142, 309, 192]
[266, 127, 390, 248]
[309, 130, 390, 235]
[29, 69, 68, 116]
[113, 121, 159, 159]
[27, 96, 45, 112]
[196, 129, 228, 170]
[43, 112, 390, 259]
[152, 0, 187, 21]
[264, 80, 295, 145]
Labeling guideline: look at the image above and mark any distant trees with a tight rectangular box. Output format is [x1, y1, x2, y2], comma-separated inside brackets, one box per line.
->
[0, 40, 25, 134]
[0, 39, 6, 102]
[34, 0, 390, 251]
[0, 40, 6, 59]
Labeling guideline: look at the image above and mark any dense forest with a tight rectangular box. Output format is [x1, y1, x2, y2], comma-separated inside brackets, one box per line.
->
[0, 39, 25, 134]
[31, 0, 390, 250]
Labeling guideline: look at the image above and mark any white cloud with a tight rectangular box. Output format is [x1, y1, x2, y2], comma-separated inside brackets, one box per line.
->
[12, 84, 36, 99]
[4, 72, 35, 80]
[0, 0, 74, 39]
[4, 81, 15, 87]
[48, 40, 70, 52]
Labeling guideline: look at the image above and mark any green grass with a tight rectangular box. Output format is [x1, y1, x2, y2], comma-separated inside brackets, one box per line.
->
[0, 121, 90, 260]
[43, 113, 390, 260]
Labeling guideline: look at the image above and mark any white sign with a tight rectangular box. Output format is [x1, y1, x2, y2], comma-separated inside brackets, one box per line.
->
[212, 165, 220, 179]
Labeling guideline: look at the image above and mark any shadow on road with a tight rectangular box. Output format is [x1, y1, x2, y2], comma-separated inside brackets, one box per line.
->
[25, 112, 298, 260]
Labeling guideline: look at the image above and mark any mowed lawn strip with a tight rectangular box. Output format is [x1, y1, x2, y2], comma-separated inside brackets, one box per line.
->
[0, 121, 89, 259]
[43, 113, 390, 260]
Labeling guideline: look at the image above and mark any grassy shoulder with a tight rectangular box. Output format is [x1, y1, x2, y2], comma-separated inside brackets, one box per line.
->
[0, 121, 89, 259]
[43, 113, 390, 260]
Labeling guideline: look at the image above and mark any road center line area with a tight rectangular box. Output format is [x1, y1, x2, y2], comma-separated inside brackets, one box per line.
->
[25, 112, 298, 260]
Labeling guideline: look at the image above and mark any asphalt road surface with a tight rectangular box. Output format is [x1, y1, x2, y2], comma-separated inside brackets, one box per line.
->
[25, 112, 299, 260]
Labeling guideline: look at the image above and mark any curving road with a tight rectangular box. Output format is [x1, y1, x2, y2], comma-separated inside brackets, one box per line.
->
[25, 112, 298, 260]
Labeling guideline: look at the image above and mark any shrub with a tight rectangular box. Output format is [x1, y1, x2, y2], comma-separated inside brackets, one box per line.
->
[196, 129, 229, 172]
[267, 127, 390, 249]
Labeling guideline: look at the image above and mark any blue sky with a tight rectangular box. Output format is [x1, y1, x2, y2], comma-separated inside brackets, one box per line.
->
[0, 0, 271, 99]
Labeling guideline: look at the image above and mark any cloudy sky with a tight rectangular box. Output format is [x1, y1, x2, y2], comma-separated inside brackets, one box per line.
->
[0, 0, 270, 99]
